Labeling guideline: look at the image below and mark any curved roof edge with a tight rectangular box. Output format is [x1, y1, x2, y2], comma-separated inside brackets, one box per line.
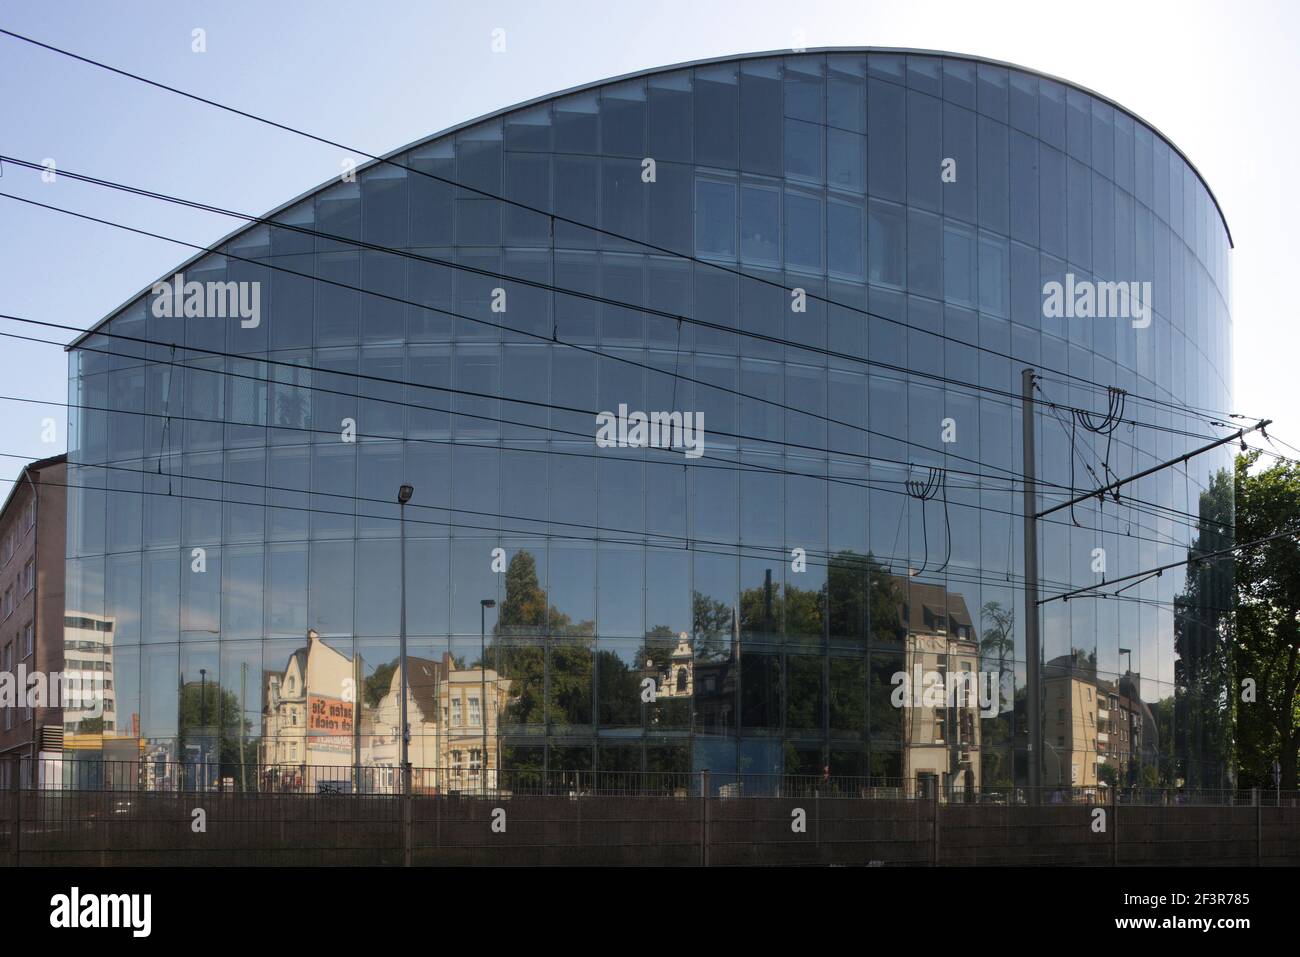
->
[68, 45, 1233, 353]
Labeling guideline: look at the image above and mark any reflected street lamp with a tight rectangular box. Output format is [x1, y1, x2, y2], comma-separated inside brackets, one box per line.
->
[398, 484, 414, 798]
[480, 598, 496, 792]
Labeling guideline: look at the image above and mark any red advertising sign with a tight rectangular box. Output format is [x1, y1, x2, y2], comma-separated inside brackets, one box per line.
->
[308, 695, 354, 735]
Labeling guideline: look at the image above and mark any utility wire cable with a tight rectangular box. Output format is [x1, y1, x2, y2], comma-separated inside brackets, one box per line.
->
[0, 315, 1229, 545]
[0, 190, 1080, 487]
[0, 386, 1202, 553]
[0, 162, 1231, 452]
[0, 447, 1250, 615]
[0, 31, 1251, 429]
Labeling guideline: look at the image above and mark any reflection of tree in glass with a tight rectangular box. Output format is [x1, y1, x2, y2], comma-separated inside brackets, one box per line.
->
[178, 679, 254, 779]
[979, 600, 1015, 787]
[1174, 465, 1236, 789]
[492, 551, 593, 727]
[364, 661, 396, 708]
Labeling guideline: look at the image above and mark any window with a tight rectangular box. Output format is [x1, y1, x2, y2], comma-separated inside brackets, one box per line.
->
[784, 188, 823, 272]
[2, 587, 11, 619]
[22, 621, 33, 658]
[827, 199, 864, 279]
[741, 184, 780, 265]
[867, 200, 905, 287]
[469, 696, 481, 727]
[451, 697, 462, 727]
[23, 558, 35, 595]
[695, 178, 737, 258]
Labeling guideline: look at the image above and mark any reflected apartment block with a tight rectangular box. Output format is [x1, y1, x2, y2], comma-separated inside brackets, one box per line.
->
[257, 633, 513, 793]
[895, 579, 981, 797]
[369, 654, 512, 793]
[1044, 652, 1160, 792]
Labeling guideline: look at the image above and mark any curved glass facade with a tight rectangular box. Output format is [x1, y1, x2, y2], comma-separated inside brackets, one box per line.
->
[63, 50, 1234, 794]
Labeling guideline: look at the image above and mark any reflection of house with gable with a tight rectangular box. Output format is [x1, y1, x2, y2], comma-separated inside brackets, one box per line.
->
[369, 653, 511, 794]
[260, 631, 359, 788]
[892, 577, 982, 798]
[650, 633, 693, 698]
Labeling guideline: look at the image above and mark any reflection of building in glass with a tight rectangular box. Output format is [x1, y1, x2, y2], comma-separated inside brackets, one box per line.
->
[893, 579, 981, 797]
[1098, 673, 1159, 787]
[650, 633, 693, 698]
[369, 654, 511, 793]
[260, 631, 357, 783]
[1043, 651, 1159, 790]
[1044, 652, 1099, 788]
[63, 613, 117, 740]
[60, 49, 1235, 786]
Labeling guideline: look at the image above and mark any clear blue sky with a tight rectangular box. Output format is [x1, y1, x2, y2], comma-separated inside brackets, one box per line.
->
[2, 0, 1296, 501]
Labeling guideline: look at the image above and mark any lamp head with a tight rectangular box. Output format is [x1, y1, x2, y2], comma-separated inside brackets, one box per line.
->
[398, 484, 414, 504]
[481, 599, 497, 609]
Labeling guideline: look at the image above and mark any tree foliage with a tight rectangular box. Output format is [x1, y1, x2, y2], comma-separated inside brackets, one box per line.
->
[1233, 452, 1300, 790]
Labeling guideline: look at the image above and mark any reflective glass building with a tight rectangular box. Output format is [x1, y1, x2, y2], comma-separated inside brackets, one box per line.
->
[62, 49, 1235, 794]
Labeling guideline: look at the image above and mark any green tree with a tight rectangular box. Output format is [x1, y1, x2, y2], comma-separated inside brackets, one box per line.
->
[1233, 451, 1300, 790]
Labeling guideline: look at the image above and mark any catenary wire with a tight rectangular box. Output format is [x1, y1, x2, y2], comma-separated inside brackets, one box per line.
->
[0, 29, 1253, 428]
[0, 152, 1239, 449]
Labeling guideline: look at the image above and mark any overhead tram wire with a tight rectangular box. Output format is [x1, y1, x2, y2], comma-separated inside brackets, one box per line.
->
[1038, 521, 1300, 606]
[0, 154, 1233, 451]
[0, 313, 1227, 543]
[0, 191, 1184, 505]
[0, 28, 1252, 429]
[0, 449, 1086, 598]
[1034, 378, 1237, 534]
[0, 447, 1252, 616]
[0, 302, 1228, 540]
[0, 189, 1243, 536]
[0, 338, 1210, 551]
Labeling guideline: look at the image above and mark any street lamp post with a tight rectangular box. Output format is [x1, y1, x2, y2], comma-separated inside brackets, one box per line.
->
[480, 598, 496, 794]
[398, 485, 414, 799]
[199, 668, 207, 788]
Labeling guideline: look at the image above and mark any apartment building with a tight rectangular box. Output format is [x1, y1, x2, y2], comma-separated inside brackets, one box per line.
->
[0, 454, 66, 782]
